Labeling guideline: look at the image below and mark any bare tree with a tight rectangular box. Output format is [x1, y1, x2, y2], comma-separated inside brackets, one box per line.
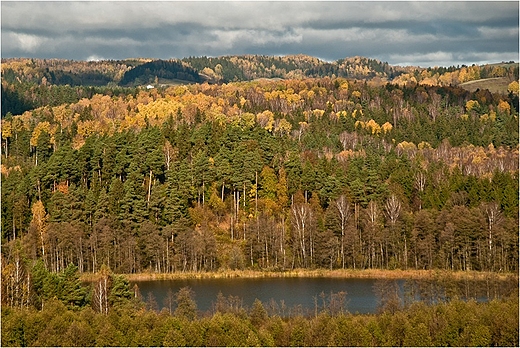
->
[413, 171, 426, 210]
[92, 266, 111, 314]
[1, 249, 31, 309]
[427, 91, 442, 122]
[384, 194, 401, 226]
[391, 89, 405, 128]
[334, 195, 352, 268]
[163, 140, 176, 171]
[481, 202, 503, 271]
[291, 203, 313, 267]
[339, 131, 359, 151]
[384, 194, 403, 268]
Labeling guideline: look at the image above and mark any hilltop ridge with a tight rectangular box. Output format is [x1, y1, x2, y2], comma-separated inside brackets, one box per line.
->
[2, 55, 517, 87]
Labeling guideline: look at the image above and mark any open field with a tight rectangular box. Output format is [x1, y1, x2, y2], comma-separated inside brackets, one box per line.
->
[459, 77, 511, 94]
[80, 269, 519, 282]
[156, 77, 198, 86]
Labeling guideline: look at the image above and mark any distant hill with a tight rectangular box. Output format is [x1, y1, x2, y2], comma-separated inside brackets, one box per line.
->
[181, 55, 405, 82]
[0, 58, 138, 86]
[3, 55, 517, 117]
[118, 59, 205, 86]
[2, 55, 517, 88]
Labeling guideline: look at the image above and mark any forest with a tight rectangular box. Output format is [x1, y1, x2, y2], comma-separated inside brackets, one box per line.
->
[1, 56, 519, 346]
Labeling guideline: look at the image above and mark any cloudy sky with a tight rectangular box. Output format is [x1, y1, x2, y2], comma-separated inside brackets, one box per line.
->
[2, 1, 518, 67]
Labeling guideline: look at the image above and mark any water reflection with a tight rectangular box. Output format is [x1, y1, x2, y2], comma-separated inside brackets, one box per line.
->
[132, 275, 518, 316]
[133, 277, 384, 315]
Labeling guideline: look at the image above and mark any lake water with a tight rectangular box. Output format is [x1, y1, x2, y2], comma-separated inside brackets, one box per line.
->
[132, 277, 388, 315]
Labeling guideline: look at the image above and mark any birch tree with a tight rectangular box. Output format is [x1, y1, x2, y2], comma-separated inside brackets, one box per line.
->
[481, 202, 503, 271]
[334, 195, 352, 268]
[291, 202, 313, 267]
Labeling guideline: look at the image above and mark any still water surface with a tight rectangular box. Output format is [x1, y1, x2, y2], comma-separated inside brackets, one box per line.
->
[133, 277, 388, 315]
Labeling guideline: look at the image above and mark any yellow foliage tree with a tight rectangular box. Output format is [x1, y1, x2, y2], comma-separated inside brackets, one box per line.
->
[381, 121, 393, 134]
[30, 121, 52, 147]
[337, 111, 348, 119]
[497, 100, 511, 115]
[1, 120, 12, 157]
[507, 80, 519, 95]
[136, 98, 183, 126]
[365, 119, 381, 135]
[418, 141, 432, 150]
[239, 112, 256, 130]
[256, 110, 275, 132]
[1, 120, 12, 141]
[352, 109, 361, 118]
[354, 120, 365, 129]
[53, 104, 73, 134]
[275, 118, 292, 136]
[396, 141, 417, 156]
[465, 100, 480, 112]
[31, 200, 48, 263]
[312, 109, 325, 119]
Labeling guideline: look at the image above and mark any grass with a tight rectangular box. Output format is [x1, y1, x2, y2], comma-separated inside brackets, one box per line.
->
[80, 268, 518, 282]
[459, 77, 512, 95]
[145, 77, 200, 87]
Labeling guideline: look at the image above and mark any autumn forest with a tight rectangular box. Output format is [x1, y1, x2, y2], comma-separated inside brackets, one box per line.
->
[1, 56, 519, 346]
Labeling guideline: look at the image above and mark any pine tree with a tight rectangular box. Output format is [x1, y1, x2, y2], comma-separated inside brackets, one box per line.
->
[59, 264, 88, 309]
[109, 275, 132, 309]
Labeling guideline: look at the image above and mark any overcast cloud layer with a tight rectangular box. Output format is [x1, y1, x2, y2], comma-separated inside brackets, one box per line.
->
[2, 1, 518, 67]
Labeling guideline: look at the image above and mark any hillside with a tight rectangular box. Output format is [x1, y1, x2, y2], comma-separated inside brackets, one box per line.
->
[118, 59, 206, 86]
[3, 55, 518, 118]
[2, 55, 517, 87]
[459, 77, 511, 94]
[1, 67, 518, 277]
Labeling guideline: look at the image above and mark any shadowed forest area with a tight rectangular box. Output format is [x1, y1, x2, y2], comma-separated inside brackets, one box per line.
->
[1, 56, 519, 346]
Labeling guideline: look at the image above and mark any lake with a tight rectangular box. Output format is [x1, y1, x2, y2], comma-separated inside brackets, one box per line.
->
[132, 277, 390, 315]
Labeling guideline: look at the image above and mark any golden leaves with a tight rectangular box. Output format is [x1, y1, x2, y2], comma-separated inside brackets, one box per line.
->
[30, 121, 56, 147]
[31, 200, 47, 234]
[351, 90, 361, 98]
[396, 141, 417, 154]
[507, 80, 519, 95]
[135, 98, 183, 125]
[355, 119, 382, 135]
[1, 120, 12, 140]
[465, 100, 480, 112]
[417, 141, 432, 150]
[275, 118, 292, 136]
[365, 119, 381, 135]
[256, 110, 275, 131]
[497, 100, 511, 115]
[381, 122, 393, 134]
[312, 109, 325, 119]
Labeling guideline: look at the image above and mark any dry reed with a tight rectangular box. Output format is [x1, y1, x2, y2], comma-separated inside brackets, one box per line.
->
[80, 268, 518, 282]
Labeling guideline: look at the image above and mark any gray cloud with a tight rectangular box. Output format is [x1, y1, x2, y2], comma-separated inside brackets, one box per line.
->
[2, 1, 518, 67]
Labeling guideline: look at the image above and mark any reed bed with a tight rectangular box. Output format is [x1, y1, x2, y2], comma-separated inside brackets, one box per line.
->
[80, 268, 518, 282]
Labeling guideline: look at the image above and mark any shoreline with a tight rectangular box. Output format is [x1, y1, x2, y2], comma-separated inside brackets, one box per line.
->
[80, 268, 519, 282]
